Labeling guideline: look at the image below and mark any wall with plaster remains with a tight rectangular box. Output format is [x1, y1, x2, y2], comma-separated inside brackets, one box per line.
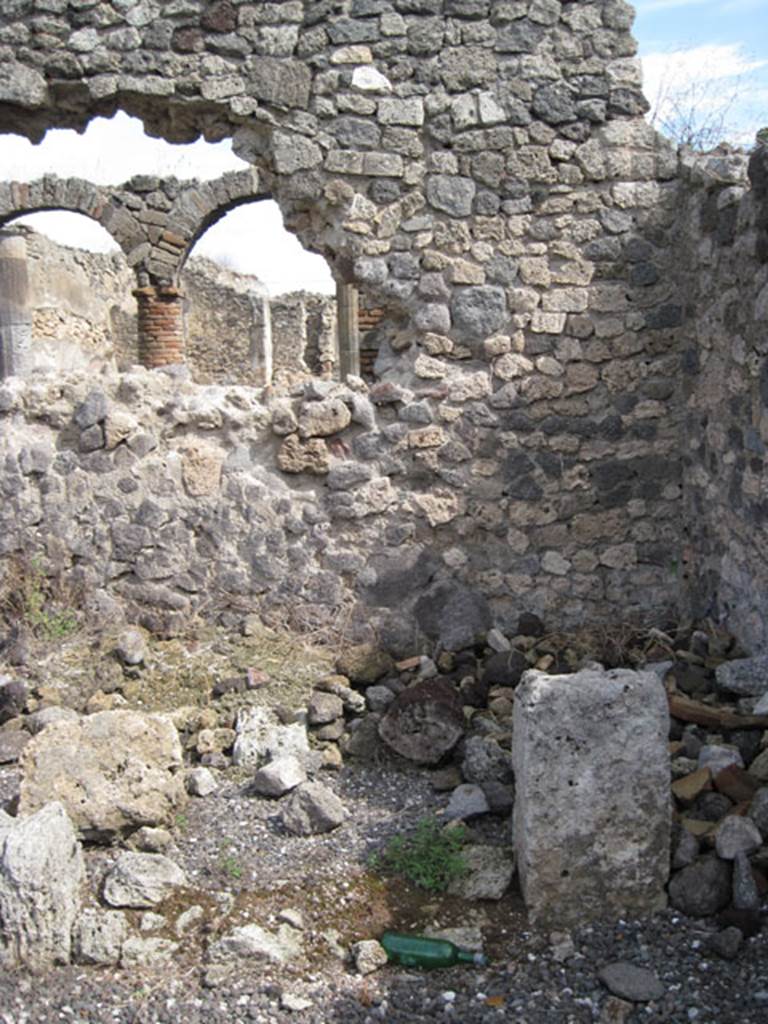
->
[0, 0, 761, 647]
[675, 147, 768, 652]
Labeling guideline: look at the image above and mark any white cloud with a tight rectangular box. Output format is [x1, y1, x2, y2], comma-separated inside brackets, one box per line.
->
[641, 43, 768, 144]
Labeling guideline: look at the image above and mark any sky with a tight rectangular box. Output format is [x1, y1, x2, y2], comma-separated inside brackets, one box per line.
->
[1, 2, 766, 292]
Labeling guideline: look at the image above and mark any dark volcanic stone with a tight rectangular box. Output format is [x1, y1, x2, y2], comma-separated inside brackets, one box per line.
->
[378, 678, 465, 765]
[482, 650, 529, 688]
[517, 612, 545, 637]
[0, 677, 27, 725]
[668, 854, 732, 917]
[414, 580, 492, 652]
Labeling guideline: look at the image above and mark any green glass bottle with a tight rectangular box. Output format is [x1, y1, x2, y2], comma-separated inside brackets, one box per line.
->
[380, 931, 488, 969]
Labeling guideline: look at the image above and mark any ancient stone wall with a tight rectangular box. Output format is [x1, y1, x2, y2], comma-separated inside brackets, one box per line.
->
[676, 145, 768, 652]
[0, 0, 701, 640]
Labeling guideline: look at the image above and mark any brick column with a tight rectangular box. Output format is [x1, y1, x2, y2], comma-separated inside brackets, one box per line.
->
[133, 285, 186, 368]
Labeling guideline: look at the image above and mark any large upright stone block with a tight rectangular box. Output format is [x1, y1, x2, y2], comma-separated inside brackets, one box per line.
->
[513, 667, 670, 926]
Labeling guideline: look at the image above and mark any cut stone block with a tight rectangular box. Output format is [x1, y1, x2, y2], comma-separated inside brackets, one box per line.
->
[513, 667, 670, 926]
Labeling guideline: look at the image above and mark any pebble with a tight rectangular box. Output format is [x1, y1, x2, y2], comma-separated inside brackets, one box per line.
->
[597, 962, 665, 1002]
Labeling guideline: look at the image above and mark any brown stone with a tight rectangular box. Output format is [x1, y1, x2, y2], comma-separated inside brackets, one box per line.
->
[277, 434, 330, 475]
[671, 767, 711, 807]
[378, 678, 465, 765]
[201, 1, 237, 33]
[713, 764, 761, 804]
[668, 693, 768, 731]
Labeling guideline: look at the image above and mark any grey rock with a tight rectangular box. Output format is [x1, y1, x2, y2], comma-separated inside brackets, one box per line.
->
[426, 175, 476, 217]
[114, 628, 148, 666]
[185, 767, 217, 797]
[121, 936, 178, 967]
[450, 286, 508, 342]
[130, 826, 173, 853]
[232, 706, 310, 769]
[706, 926, 743, 961]
[0, 677, 27, 725]
[447, 844, 514, 900]
[74, 390, 108, 429]
[414, 579, 492, 652]
[252, 755, 307, 798]
[715, 815, 762, 860]
[281, 782, 347, 835]
[378, 678, 465, 765]
[0, 802, 84, 970]
[732, 850, 760, 910]
[513, 667, 670, 927]
[671, 824, 699, 870]
[0, 723, 29, 764]
[352, 938, 388, 975]
[598, 962, 665, 1003]
[307, 691, 344, 725]
[445, 783, 490, 821]
[365, 684, 396, 712]
[209, 923, 302, 964]
[698, 744, 744, 774]
[748, 787, 768, 838]
[462, 735, 513, 784]
[668, 855, 732, 917]
[73, 909, 128, 966]
[715, 655, 768, 697]
[103, 852, 187, 908]
[19, 710, 186, 841]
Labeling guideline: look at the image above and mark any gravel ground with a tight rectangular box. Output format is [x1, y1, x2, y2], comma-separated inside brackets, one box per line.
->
[1, 751, 767, 1024]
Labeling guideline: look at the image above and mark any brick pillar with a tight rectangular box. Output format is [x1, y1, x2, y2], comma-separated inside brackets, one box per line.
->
[133, 285, 186, 368]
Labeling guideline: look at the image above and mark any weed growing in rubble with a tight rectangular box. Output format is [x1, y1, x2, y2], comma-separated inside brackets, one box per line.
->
[0, 554, 77, 642]
[369, 818, 468, 893]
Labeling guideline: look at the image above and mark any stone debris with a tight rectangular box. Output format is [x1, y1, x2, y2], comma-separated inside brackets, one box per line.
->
[102, 852, 187, 908]
[252, 755, 307, 798]
[598, 962, 665, 1003]
[280, 782, 347, 836]
[232, 706, 310, 770]
[18, 710, 186, 841]
[513, 666, 670, 926]
[351, 939, 388, 975]
[73, 909, 128, 966]
[186, 766, 217, 797]
[446, 845, 515, 901]
[208, 923, 303, 965]
[0, 802, 84, 970]
[378, 678, 465, 765]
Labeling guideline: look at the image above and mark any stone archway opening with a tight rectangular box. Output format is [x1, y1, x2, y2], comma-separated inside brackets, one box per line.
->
[182, 197, 341, 388]
[0, 214, 134, 377]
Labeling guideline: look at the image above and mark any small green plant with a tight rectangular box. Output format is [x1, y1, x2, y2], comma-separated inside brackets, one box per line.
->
[1, 554, 77, 641]
[219, 839, 243, 879]
[370, 818, 468, 893]
[174, 812, 189, 832]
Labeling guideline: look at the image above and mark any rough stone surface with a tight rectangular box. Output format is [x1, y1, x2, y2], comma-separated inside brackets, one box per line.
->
[378, 679, 465, 765]
[232, 707, 310, 769]
[280, 782, 347, 835]
[352, 939, 388, 976]
[252, 755, 307, 798]
[209, 923, 302, 965]
[0, 803, 84, 970]
[18, 710, 186, 841]
[513, 667, 670, 926]
[103, 852, 187, 908]
[73, 909, 129, 966]
[598, 962, 665, 1003]
[667, 855, 732, 918]
[447, 844, 515, 900]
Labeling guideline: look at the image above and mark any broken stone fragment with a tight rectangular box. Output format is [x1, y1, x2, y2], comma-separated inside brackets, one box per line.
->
[378, 678, 465, 765]
[19, 710, 186, 841]
[277, 434, 330, 475]
[103, 852, 187, 908]
[252, 755, 307, 798]
[298, 398, 351, 438]
[0, 802, 85, 971]
[281, 781, 347, 835]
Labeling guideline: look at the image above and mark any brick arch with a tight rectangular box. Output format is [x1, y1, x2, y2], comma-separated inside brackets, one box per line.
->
[0, 177, 143, 261]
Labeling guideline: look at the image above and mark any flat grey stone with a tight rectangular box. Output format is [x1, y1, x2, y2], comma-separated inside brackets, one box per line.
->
[598, 962, 665, 1003]
[715, 655, 768, 697]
